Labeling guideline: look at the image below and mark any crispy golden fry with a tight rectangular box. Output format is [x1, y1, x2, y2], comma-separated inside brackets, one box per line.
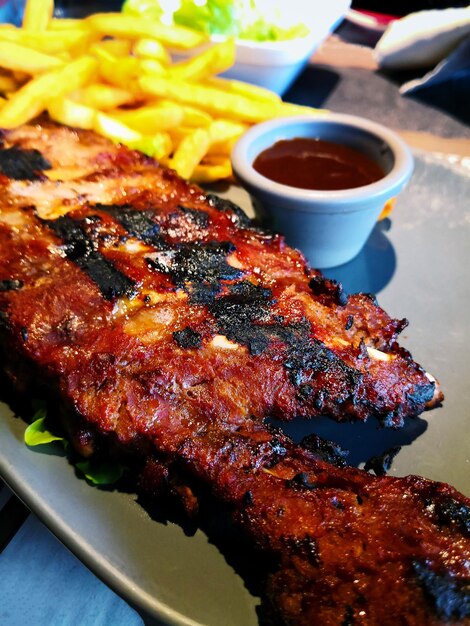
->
[89, 38, 132, 58]
[94, 47, 141, 91]
[71, 83, 135, 110]
[175, 102, 213, 127]
[47, 97, 96, 130]
[95, 111, 172, 160]
[138, 58, 167, 76]
[206, 119, 246, 156]
[86, 13, 206, 49]
[0, 42, 64, 74]
[379, 197, 396, 220]
[94, 111, 142, 143]
[0, 27, 91, 55]
[11, 70, 29, 85]
[192, 162, 232, 183]
[133, 38, 171, 65]
[208, 119, 247, 143]
[168, 39, 235, 82]
[0, 73, 18, 94]
[205, 76, 282, 103]
[0, 56, 97, 128]
[47, 18, 88, 30]
[168, 126, 198, 145]
[111, 102, 184, 132]
[168, 128, 211, 179]
[22, 0, 54, 32]
[130, 133, 173, 160]
[140, 75, 318, 123]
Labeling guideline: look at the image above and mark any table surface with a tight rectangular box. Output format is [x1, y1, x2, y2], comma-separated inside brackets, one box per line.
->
[1, 26, 469, 626]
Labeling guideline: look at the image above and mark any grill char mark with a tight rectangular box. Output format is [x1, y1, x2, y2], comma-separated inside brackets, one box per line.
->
[95, 204, 163, 247]
[44, 215, 136, 300]
[173, 327, 202, 349]
[435, 496, 470, 535]
[206, 192, 258, 230]
[0, 279, 23, 292]
[413, 561, 470, 620]
[0, 145, 51, 180]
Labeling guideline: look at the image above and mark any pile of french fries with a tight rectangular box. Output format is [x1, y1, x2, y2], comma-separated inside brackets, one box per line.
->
[0, 0, 322, 183]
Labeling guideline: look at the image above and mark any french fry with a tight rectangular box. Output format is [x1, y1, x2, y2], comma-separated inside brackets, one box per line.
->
[0, 55, 97, 128]
[205, 119, 246, 157]
[89, 38, 132, 58]
[22, 0, 54, 32]
[0, 42, 64, 74]
[94, 47, 140, 91]
[95, 112, 172, 161]
[47, 18, 88, 30]
[94, 111, 142, 143]
[208, 119, 247, 143]
[71, 84, 135, 110]
[140, 75, 287, 123]
[0, 73, 18, 94]
[110, 102, 185, 133]
[138, 58, 167, 76]
[129, 133, 173, 160]
[0, 28, 91, 55]
[379, 197, 396, 220]
[205, 76, 282, 103]
[133, 38, 171, 65]
[192, 160, 232, 184]
[168, 128, 211, 180]
[11, 70, 30, 85]
[175, 103, 213, 128]
[47, 97, 96, 130]
[168, 126, 198, 146]
[167, 39, 235, 82]
[86, 13, 207, 49]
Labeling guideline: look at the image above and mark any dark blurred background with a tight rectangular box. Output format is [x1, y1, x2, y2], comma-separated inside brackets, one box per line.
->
[53, 0, 123, 17]
[351, 0, 469, 14]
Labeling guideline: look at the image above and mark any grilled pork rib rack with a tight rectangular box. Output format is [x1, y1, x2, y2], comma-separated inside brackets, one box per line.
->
[0, 122, 468, 625]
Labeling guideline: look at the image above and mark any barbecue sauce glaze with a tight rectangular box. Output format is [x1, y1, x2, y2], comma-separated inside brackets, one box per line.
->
[253, 137, 385, 190]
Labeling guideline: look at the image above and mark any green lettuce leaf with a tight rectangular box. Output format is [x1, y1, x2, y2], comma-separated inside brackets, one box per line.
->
[75, 459, 125, 486]
[24, 415, 65, 447]
[122, 0, 309, 42]
[24, 411, 125, 486]
[173, 0, 237, 36]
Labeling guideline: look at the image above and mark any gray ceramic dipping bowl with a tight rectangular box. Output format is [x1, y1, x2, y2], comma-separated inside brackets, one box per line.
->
[231, 113, 414, 268]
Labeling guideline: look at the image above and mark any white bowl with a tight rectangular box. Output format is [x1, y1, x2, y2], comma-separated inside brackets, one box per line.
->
[231, 113, 414, 268]
[176, 0, 351, 95]
[218, 1, 350, 94]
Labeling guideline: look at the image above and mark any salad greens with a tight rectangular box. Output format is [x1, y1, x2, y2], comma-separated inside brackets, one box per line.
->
[24, 408, 125, 486]
[75, 459, 125, 486]
[24, 412, 64, 447]
[122, 0, 309, 41]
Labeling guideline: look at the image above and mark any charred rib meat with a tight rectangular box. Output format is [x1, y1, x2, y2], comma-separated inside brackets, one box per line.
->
[0, 122, 467, 626]
[0, 122, 441, 428]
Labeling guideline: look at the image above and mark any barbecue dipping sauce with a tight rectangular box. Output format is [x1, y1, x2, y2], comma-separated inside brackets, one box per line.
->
[252, 137, 385, 190]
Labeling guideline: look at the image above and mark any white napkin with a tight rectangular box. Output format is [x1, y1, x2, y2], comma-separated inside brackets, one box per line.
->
[374, 7, 470, 94]
[375, 7, 470, 70]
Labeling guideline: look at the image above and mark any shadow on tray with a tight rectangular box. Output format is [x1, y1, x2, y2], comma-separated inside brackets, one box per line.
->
[321, 217, 396, 295]
[268, 412, 428, 470]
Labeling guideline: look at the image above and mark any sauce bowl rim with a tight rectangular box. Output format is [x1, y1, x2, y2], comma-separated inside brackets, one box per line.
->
[231, 113, 414, 209]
